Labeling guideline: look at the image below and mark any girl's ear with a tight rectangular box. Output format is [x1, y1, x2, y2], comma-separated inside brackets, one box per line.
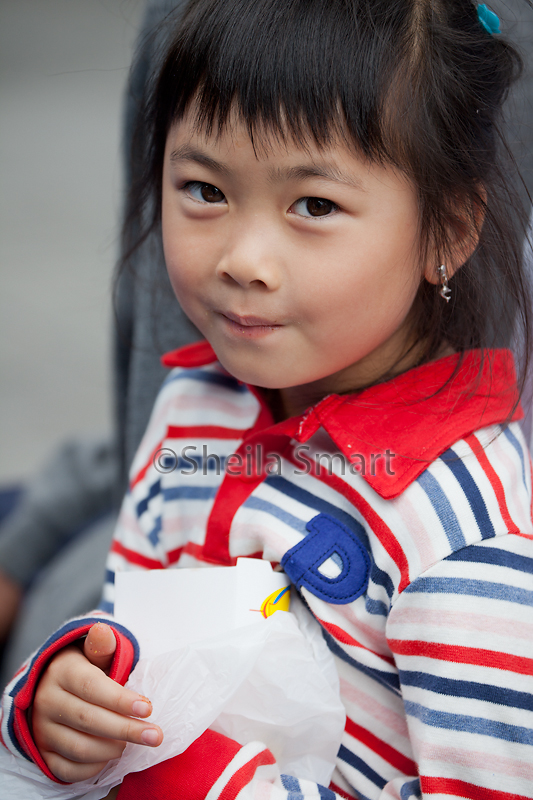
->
[423, 189, 486, 285]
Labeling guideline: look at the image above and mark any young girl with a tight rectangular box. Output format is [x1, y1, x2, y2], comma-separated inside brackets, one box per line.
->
[3, 0, 533, 797]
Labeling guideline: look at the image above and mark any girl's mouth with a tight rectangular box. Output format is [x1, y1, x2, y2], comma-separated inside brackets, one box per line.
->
[218, 311, 283, 337]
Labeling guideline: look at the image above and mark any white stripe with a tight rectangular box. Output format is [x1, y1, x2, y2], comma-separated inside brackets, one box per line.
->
[205, 741, 273, 800]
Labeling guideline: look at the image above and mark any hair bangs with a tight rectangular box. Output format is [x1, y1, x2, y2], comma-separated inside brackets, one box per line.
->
[154, 0, 407, 160]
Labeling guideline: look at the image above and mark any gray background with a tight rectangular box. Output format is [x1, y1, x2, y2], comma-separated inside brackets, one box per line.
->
[0, 0, 144, 482]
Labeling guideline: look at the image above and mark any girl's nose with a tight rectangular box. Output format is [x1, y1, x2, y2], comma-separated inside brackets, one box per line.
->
[215, 225, 282, 291]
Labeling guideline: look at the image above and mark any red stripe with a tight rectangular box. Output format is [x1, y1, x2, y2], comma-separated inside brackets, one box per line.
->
[421, 775, 532, 799]
[218, 748, 276, 800]
[183, 541, 209, 560]
[289, 456, 410, 592]
[131, 438, 166, 488]
[388, 639, 533, 675]
[203, 472, 262, 564]
[329, 780, 356, 799]
[319, 619, 395, 665]
[167, 546, 184, 565]
[466, 434, 520, 534]
[110, 540, 164, 570]
[167, 425, 247, 440]
[156, 542, 264, 568]
[202, 403, 285, 565]
[344, 717, 416, 775]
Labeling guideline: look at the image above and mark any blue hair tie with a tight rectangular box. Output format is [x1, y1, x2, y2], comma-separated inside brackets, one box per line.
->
[477, 4, 501, 35]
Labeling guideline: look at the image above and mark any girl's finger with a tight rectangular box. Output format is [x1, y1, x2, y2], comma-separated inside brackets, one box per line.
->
[83, 623, 117, 672]
[39, 722, 126, 764]
[41, 748, 111, 784]
[48, 647, 153, 719]
[44, 691, 163, 745]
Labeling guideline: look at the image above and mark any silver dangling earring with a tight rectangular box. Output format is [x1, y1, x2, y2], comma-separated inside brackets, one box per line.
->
[438, 264, 451, 303]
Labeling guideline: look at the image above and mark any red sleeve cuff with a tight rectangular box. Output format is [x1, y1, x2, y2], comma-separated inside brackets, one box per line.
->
[7, 618, 138, 783]
[118, 729, 270, 800]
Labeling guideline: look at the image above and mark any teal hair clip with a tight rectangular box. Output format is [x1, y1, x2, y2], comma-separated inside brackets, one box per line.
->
[477, 4, 501, 35]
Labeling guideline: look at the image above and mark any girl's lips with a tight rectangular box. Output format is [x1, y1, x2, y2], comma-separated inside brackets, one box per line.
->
[218, 311, 283, 337]
[221, 311, 281, 327]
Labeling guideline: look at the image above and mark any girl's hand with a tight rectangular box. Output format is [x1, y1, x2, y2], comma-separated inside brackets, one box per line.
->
[32, 622, 163, 783]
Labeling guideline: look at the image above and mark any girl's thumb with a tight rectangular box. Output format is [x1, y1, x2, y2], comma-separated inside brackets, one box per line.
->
[83, 622, 117, 672]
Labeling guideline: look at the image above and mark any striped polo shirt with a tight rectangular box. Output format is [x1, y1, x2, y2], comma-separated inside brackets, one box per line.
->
[4, 342, 533, 800]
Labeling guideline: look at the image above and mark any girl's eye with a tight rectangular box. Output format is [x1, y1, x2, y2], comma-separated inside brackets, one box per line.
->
[185, 181, 226, 204]
[292, 197, 338, 218]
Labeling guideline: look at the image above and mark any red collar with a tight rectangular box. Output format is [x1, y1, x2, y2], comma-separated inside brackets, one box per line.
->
[162, 342, 522, 499]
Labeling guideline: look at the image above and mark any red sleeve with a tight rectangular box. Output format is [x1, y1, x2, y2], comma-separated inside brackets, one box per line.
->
[117, 728, 277, 800]
[1, 615, 138, 783]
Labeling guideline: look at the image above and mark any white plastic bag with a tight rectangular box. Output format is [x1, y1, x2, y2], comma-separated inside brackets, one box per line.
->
[0, 565, 345, 800]
[212, 594, 345, 784]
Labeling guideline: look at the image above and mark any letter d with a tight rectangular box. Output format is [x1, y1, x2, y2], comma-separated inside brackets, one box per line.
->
[281, 513, 370, 604]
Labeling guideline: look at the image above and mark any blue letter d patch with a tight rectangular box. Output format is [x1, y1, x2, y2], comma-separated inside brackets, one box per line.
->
[280, 513, 370, 604]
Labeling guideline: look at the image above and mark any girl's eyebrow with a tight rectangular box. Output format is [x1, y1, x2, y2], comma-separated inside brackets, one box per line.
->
[169, 144, 366, 191]
[169, 144, 231, 176]
[269, 164, 368, 192]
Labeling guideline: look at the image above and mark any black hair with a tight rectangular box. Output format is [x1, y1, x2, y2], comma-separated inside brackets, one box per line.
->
[122, 0, 533, 394]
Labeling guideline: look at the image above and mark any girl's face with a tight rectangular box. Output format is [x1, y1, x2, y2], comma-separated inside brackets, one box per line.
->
[162, 113, 433, 416]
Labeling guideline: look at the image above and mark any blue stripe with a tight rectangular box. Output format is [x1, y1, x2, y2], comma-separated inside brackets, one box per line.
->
[348, 790, 372, 800]
[365, 596, 389, 616]
[338, 744, 386, 789]
[401, 778, 421, 799]
[279, 780, 337, 800]
[417, 470, 466, 549]
[99, 599, 114, 613]
[441, 447, 495, 539]
[503, 425, 527, 489]
[404, 576, 533, 606]
[446, 545, 533, 575]
[399, 670, 533, 711]
[280, 775, 304, 799]
[265, 475, 394, 599]
[322, 629, 400, 694]
[166, 368, 246, 392]
[243, 495, 308, 533]
[104, 569, 115, 585]
[163, 486, 217, 501]
[404, 699, 533, 745]
[136, 479, 161, 516]
[149, 515, 162, 547]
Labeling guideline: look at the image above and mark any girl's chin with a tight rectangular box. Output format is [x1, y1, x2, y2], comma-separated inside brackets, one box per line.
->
[214, 354, 296, 389]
